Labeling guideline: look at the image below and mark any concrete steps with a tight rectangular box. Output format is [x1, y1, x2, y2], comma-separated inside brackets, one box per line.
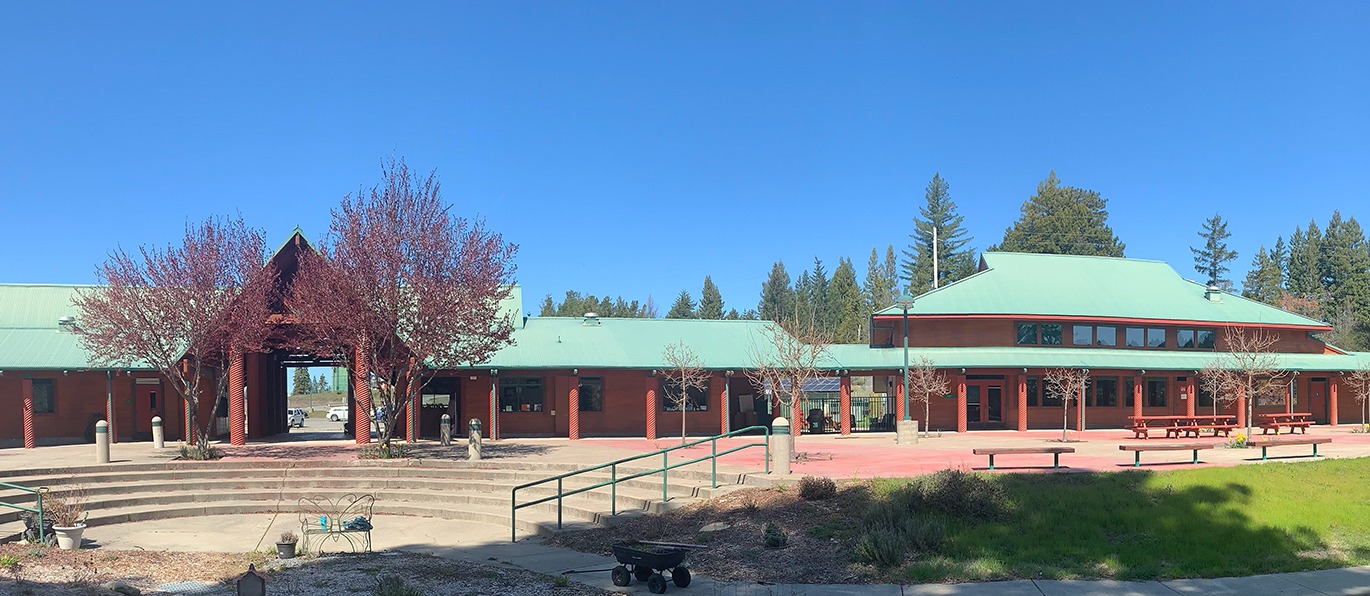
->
[0, 458, 761, 542]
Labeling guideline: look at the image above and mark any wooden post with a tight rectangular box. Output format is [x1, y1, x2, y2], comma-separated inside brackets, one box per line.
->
[1330, 377, 1340, 426]
[1016, 374, 1028, 432]
[1185, 377, 1196, 418]
[1133, 376, 1143, 420]
[956, 377, 968, 433]
[894, 378, 906, 420]
[22, 378, 35, 449]
[645, 374, 657, 440]
[718, 372, 730, 434]
[1237, 386, 1247, 429]
[839, 374, 852, 435]
[568, 373, 580, 440]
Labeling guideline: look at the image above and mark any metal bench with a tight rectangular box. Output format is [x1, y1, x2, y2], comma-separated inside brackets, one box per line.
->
[299, 493, 375, 554]
[1118, 443, 1214, 467]
[971, 446, 1074, 470]
[1250, 436, 1330, 460]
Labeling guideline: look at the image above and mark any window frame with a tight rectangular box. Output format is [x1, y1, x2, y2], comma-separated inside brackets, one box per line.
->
[1094, 325, 1117, 347]
[1125, 327, 1145, 347]
[661, 377, 710, 412]
[1196, 329, 1216, 349]
[31, 378, 56, 414]
[1015, 322, 1039, 345]
[1145, 377, 1168, 407]
[499, 377, 545, 413]
[1072, 324, 1093, 346]
[1146, 327, 1166, 348]
[1025, 376, 1039, 407]
[1093, 376, 1119, 407]
[578, 377, 604, 412]
[1040, 323, 1063, 345]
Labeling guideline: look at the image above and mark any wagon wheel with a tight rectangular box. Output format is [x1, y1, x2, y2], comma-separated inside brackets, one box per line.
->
[634, 566, 654, 581]
[647, 573, 668, 594]
[611, 565, 632, 587]
[671, 566, 691, 587]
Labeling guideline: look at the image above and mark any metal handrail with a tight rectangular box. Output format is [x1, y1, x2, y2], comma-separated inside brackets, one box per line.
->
[0, 481, 45, 544]
[510, 425, 771, 541]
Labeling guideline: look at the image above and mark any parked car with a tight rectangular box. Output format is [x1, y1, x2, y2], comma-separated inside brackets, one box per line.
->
[287, 408, 306, 428]
[327, 406, 349, 422]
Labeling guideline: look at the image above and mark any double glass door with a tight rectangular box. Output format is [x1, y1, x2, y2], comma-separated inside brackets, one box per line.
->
[966, 384, 1003, 423]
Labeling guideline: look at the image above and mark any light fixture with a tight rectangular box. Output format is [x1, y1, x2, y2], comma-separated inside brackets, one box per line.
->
[896, 294, 915, 422]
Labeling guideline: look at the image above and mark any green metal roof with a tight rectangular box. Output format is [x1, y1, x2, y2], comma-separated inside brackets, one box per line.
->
[824, 344, 1369, 373]
[875, 252, 1330, 329]
[458, 316, 784, 370]
[0, 285, 148, 370]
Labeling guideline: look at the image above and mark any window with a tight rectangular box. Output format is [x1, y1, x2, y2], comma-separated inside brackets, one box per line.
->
[578, 377, 603, 412]
[31, 379, 55, 414]
[1146, 328, 1166, 348]
[1095, 326, 1117, 347]
[1145, 378, 1168, 407]
[1196, 329, 1216, 349]
[1125, 377, 1135, 406]
[1016, 323, 1038, 345]
[1041, 377, 1062, 407]
[1197, 383, 1214, 407]
[1125, 327, 1145, 347]
[1026, 377, 1039, 406]
[1041, 324, 1062, 345]
[1072, 325, 1093, 346]
[422, 393, 451, 407]
[661, 377, 709, 411]
[499, 377, 544, 412]
[1177, 329, 1196, 349]
[1093, 377, 1118, 407]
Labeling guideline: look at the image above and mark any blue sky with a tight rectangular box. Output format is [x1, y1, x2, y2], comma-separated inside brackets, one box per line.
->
[2, 2, 1367, 316]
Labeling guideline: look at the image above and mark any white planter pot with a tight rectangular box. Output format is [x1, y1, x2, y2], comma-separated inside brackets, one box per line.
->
[54, 524, 86, 550]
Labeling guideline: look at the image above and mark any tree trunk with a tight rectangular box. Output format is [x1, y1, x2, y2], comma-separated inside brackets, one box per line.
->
[1062, 401, 1069, 442]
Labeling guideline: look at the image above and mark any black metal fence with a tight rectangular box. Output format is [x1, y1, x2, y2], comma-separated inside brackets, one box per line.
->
[798, 394, 898, 433]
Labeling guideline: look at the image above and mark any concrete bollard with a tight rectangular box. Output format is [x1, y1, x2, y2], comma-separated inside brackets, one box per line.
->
[772, 417, 791, 475]
[151, 416, 165, 449]
[95, 420, 110, 464]
[468, 418, 483, 461]
[440, 414, 452, 447]
[896, 418, 919, 445]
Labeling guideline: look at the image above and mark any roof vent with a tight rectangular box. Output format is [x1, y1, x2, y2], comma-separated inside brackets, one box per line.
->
[582, 312, 601, 326]
[1204, 285, 1223, 303]
[57, 316, 76, 330]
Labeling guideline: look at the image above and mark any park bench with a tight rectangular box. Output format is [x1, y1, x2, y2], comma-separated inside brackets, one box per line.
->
[299, 493, 375, 554]
[971, 446, 1074, 470]
[1118, 443, 1214, 467]
[1249, 436, 1330, 460]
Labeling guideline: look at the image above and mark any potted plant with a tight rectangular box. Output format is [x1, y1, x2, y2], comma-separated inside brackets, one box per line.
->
[276, 530, 299, 559]
[44, 485, 88, 550]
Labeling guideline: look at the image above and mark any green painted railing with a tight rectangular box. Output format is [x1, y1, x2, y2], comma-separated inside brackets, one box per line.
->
[510, 426, 771, 542]
[0, 482, 45, 544]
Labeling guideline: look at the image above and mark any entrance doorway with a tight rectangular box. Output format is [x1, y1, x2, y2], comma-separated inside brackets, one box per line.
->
[1309, 378, 1329, 423]
[965, 378, 1006, 429]
[133, 378, 162, 440]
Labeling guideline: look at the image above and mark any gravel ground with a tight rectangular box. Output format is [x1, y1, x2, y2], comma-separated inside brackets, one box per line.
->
[0, 545, 609, 595]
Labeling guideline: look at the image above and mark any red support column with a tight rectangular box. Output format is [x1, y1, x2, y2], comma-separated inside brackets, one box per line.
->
[1286, 381, 1294, 414]
[407, 384, 419, 443]
[1330, 378, 1340, 426]
[1016, 374, 1028, 432]
[568, 374, 580, 440]
[489, 373, 499, 441]
[719, 373, 730, 435]
[354, 344, 372, 444]
[1077, 385, 1086, 431]
[229, 351, 246, 446]
[839, 375, 852, 435]
[22, 378, 35, 449]
[791, 400, 802, 435]
[894, 378, 906, 421]
[645, 375, 657, 440]
[106, 372, 117, 444]
[1185, 378, 1196, 417]
[1133, 376, 1143, 420]
[1236, 387, 1247, 429]
[956, 377, 968, 433]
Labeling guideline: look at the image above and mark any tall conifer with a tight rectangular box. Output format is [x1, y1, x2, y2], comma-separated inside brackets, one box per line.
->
[1191, 214, 1238, 290]
[901, 173, 976, 295]
[994, 171, 1125, 257]
[698, 276, 724, 319]
[758, 261, 794, 323]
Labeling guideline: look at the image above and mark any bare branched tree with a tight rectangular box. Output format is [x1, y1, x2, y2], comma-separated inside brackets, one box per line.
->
[1345, 365, 1370, 430]
[745, 318, 830, 436]
[1220, 327, 1286, 438]
[74, 216, 276, 458]
[289, 158, 518, 450]
[1044, 368, 1089, 442]
[906, 356, 948, 437]
[660, 341, 710, 445]
[1199, 361, 1241, 416]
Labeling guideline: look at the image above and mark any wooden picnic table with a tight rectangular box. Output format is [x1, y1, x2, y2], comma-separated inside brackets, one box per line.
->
[1127, 415, 1237, 439]
[1256, 412, 1314, 435]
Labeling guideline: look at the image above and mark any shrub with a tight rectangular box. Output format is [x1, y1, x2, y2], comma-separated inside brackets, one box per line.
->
[374, 575, 423, 596]
[360, 443, 410, 459]
[798, 476, 837, 500]
[551, 574, 571, 587]
[762, 522, 788, 548]
[43, 485, 88, 527]
[904, 516, 947, 552]
[854, 528, 906, 567]
[912, 470, 1005, 519]
[178, 442, 222, 460]
[278, 531, 298, 545]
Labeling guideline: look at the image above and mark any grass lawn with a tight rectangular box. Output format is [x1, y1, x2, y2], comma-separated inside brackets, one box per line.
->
[877, 458, 1370, 582]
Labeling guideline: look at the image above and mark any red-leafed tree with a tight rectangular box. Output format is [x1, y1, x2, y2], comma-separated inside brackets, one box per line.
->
[288, 158, 518, 451]
[73, 216, 276, 459]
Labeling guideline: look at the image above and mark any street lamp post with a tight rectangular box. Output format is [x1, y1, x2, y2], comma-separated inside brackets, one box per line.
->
[895, 294, 916, 444]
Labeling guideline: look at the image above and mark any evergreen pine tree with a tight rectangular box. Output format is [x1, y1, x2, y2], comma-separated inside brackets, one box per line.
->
[883, 245, 900, 302]
[901, 173, 976, 295]
[666, 290, 697, 319]
[724, 308, 740, 320]
[1286, 222, 1323, 298]
[1320, 212, 1370, 321]
[830, 257, 864, 343]
[316, 374, 331, 394]
[292, 368, 311, 396]
[1191, 213, 1238, 290]
[1241, 246, 1284, 305]
[742, 309, 759, 320]
[539, 295, 556, 316]
[758, 261, 794, 323]
[806, 259, 831, 334]
[698, 276, 724, 319]
[994, 171, 1125, 257]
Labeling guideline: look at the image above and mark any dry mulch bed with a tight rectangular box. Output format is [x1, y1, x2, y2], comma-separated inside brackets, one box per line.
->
[546, 485, 875, 584]
[0, 544, 607, 595]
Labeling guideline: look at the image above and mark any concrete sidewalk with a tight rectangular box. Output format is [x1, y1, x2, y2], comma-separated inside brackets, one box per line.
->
[86, 513, 1370, 595]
